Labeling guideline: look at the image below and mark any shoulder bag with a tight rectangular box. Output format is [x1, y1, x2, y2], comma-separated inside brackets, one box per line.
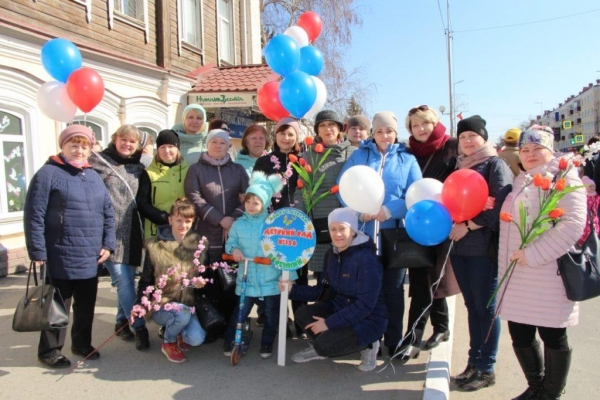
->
[13, 262, 69, 332]
[194, 295, 225, 331]
[380, 220, 437, 269]
[557, 215, 600, 301]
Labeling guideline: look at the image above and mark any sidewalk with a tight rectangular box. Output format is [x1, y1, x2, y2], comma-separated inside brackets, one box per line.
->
[0, 274, 426, 400]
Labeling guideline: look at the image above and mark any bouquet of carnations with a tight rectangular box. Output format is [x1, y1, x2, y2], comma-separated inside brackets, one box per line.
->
[289, 136, 339, 214]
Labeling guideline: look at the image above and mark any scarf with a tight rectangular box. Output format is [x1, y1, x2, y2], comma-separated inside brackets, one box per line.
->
[456, 141, 498, 170]
[408, 122, 450, 158]
[103, 142, 142, 165]
[200, 151, 230, 166]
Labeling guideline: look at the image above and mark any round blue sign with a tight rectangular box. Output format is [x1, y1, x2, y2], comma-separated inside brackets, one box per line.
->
[261, 207, 316, 271]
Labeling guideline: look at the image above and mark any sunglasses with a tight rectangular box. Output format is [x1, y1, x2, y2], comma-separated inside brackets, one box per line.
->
[408, 105, 429, 115]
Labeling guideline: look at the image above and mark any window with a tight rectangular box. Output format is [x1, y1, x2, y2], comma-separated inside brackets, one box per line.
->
[0, 110, 27, 216]
[218, 0, 235, 64]
[114, 0, 144, 21]
[181, 0, 203, 49]
[72, 120, 105, 148]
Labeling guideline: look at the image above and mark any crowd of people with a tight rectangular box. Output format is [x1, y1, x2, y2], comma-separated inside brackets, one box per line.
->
[24, 104, 590, 399]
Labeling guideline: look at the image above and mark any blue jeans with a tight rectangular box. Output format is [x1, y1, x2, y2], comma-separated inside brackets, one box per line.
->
[450, 255, 500, 374]
[105, 261, 144, 329]
[225, 295, 279, 347]
[151, 303, 206, 345]
[382, 267, 407, 349]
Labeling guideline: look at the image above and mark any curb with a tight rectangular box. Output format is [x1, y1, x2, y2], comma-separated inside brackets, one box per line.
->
[422, 295, 456, 400]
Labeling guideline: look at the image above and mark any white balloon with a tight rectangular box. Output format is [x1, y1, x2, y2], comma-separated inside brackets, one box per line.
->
[284, 26, 310, 48]
[303, 76, 327, 120]
[339, 166, 385, 214]
[37, 81, 77, 123]
[405, 178, 444, 209]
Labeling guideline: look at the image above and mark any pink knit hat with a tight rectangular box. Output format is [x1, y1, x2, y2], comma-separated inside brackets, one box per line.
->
[58, 125, 95, 148]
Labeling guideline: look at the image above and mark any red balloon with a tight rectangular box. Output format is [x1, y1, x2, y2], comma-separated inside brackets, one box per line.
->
[297, 11, 322, 43]
[66, 67, 105, 113]
[257, 81, 290, 121]
[441, 169, 489, 223]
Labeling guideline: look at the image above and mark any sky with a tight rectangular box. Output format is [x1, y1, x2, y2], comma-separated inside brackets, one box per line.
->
[345, 0, 600, 144]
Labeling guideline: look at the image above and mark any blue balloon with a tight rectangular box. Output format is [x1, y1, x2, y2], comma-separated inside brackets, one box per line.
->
[298, 46, 324, 76]
[405, 200, 452, 246]
[264, 35, 300, 77]
[41, 39, 82, 83]
[279, 71, 317, 118]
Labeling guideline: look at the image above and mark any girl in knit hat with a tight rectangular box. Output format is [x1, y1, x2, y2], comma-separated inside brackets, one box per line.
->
[223, 171, 297, 359]
[172, 104, 208, 165]
[136, 129, 190, 240]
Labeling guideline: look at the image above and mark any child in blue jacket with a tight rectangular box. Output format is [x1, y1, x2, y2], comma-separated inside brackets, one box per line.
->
[223, 171, 297, 359]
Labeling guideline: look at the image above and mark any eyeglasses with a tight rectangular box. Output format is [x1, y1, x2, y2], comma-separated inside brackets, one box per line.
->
[408, 105, 429, 116]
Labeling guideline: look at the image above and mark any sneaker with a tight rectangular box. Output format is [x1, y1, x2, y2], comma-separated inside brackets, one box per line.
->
[256, 313, 266, 326]
[161, 342, 186, 363]
[177, 334, 192, 352]
[71, 346, 100, 360]
[115, 319, 134, 341]
[291, 346, 327, 363]
[358, 341, 380, 372]
[223, 342, 233, 357]
[135, 326, 150, 351]
[260, 345, 273, 359]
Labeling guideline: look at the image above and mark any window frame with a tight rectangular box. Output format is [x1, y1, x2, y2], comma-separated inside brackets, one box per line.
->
[0, 109, 28, 223]
[108, 0, 150, 44]
[217, 0, 236, 65]
[178, 0, 205, 55]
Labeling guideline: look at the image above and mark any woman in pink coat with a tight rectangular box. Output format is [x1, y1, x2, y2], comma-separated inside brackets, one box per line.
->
[497, 126, 586, 400]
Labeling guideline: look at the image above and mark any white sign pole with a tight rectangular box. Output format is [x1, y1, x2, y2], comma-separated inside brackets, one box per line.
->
[277, 270, 290, 366]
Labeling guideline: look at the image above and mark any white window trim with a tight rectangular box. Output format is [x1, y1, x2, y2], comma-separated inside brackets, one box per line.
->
[108, 0, 150, 44]
[123, 97, 169, 134]
[177, 0, 206, 57]
[217, 0, 236, 65]
[71, 0, 92, 23]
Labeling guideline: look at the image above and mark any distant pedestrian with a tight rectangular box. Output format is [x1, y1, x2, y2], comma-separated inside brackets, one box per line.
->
[499, 128, 521, 177]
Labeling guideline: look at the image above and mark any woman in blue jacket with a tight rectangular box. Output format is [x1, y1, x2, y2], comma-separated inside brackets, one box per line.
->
[24, 125, 116, 368]
[338, 111, 422, 357]
[280, 208, 387, 372]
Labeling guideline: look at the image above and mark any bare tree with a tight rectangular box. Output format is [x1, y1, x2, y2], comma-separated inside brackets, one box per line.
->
[260, 0, 376, 119]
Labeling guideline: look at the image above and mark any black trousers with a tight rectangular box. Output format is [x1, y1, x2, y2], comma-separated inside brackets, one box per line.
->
[38, 276, 98, 357]
[291, 264, 309, 331]
[406, 267, 449, 338]
[508, 321, 569, 351]
[296, 302, 365, 358]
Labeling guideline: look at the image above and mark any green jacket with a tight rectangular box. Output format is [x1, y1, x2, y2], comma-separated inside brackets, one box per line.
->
[143, 158, 190, 238]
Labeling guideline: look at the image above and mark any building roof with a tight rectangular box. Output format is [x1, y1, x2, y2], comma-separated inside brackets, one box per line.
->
[189, 63, 279, 93]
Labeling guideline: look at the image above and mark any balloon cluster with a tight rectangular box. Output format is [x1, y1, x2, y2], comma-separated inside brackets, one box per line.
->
[339, 168, 489, 247]
[404, 170, 489, 245]
[37, 38, 105, 123]
[258, 11, 326, 121]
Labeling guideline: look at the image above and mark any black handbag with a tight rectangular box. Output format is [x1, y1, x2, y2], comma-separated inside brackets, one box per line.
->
[195, 296, 225, 331]
[312, 216, 332, 244]
[557, 219, 600, 301]
[12, 262, 69, 332]
[380, 222, 437, 269]
[216, 267, 237, 292]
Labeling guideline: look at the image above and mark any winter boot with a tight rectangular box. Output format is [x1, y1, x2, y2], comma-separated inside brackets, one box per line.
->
[512, 341, 544, 400]
[537, 347, 572, 400]
[397, 329, 424, 362]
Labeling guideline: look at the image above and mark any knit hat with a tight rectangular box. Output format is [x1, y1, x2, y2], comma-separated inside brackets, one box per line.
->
[58, 124, 95, 148]
[313, 110, 343, 134]
[372, 111, 398, 134]
[206, 129, 230, 146]
[328, 207, 358, 233]
[156, 129, 180, 149]
[182, 104, 206, 121]
[457, 115, 488, 141]
[504, 128, 521, 143]
[246, 171, 284, 207]
[518, 127, 554, 152]
[275, 117, 301, 136]
[346, 115, 371, 132]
